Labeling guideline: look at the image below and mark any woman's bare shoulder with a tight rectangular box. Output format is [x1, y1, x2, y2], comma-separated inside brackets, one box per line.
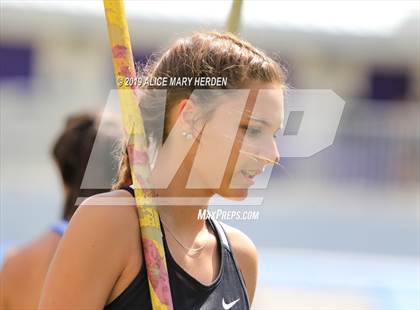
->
[219, 223, 257, 260]
[58, 189, 142, 273]
[38, 190, 142, 308]
[75, 190, 137, 222]
[70, 189, 140, 250]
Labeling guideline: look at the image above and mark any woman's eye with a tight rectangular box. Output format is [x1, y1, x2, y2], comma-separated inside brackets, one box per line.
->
[242, 126, 262, 137]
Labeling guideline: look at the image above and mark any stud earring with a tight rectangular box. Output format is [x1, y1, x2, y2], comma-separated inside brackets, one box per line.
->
[182, 131, 193, 140]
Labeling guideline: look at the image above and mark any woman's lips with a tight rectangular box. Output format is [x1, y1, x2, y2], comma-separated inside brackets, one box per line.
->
[238, 169, 262, 186]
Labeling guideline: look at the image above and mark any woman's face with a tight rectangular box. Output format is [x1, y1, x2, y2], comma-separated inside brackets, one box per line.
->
[186, 82, 284, 200]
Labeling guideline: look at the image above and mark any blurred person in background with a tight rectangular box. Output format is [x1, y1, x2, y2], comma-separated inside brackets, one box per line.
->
[0, 113, 118, 310]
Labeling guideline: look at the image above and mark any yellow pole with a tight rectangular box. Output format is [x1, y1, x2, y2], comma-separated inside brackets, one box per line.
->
[226, 0, 243, 34]
[103, 1, 173, 309]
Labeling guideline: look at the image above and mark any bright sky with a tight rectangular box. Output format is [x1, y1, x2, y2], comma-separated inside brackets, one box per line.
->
[3, 0, 419, 36]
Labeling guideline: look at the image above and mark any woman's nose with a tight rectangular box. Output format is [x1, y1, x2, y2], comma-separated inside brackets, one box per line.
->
[261, 139, 280, 165]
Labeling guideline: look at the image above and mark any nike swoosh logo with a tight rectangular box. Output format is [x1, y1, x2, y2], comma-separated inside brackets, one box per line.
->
[222, 297, 240, 309]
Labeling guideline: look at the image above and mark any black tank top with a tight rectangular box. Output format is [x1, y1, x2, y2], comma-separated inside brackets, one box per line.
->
[104, 186, 250, 310]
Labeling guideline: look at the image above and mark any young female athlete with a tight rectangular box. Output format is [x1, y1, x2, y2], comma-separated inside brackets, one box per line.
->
[39, 32, 285, 310]
[0, 113, 117, 310]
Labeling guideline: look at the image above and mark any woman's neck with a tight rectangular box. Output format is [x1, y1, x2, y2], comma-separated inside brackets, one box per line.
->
[155, 188, 211, 236]
[151, 143, 215, 236]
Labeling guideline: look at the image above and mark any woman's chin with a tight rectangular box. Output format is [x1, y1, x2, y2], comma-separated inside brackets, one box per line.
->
[217, 188, 249, 201]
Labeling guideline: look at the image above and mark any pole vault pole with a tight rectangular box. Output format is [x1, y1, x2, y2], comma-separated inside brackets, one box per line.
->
[103, 1, 173, 309]
[226, 0, 243, 34]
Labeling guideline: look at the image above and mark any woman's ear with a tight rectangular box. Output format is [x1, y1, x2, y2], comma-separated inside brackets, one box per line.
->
[177, 99, 198, 131]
